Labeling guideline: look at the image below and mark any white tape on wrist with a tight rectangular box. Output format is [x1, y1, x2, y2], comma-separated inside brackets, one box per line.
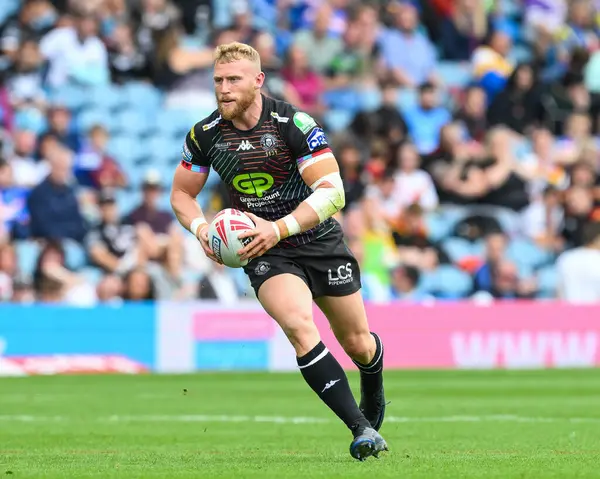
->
[271, 222, 281, 241]
[190, 217, 207, 237]
[283, 214, 301, 236]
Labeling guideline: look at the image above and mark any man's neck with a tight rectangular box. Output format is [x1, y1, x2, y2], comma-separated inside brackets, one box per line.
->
[232, 93, 263, 131]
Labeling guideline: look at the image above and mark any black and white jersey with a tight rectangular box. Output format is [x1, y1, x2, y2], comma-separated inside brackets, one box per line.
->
[181, 94, 338, 248]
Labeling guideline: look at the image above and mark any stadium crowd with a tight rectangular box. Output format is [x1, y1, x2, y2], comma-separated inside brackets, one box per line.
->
[1, 0, 600, 305]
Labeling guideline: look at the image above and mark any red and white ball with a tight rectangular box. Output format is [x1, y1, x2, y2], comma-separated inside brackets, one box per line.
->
[207, 208, 255, 268]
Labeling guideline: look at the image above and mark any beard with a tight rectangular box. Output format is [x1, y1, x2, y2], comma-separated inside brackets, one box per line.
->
[216, 88, 256, 121]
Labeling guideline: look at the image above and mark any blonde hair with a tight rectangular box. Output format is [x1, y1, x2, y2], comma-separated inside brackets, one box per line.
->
[214, 42, 261, 70]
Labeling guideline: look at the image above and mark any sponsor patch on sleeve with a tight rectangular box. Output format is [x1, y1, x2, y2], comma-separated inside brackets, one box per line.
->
[306, 127, 328, 151]
[293, 112, 317, 134]
[182, 143, 193, 163]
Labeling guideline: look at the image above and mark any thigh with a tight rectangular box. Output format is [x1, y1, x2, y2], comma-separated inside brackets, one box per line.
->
[257, 273, 320, 355]
[315, 290, 371, 343]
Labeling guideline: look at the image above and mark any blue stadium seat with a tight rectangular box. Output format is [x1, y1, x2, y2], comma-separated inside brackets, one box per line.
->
[358, 89, 382, 112]
[116, 189, 141, 216]
[63, 240, 86, 270]
[120, 82, 163, 115]
[432, 265, 473, 298]
[506, 238, 553, 269]
[442, 237, 474, 263]
[424, 212, 459, 242]
[152, 109, 193, 137]
[82, 84, 125, 112]
[107, 136, 148, 163]
[48, 84, 88, 110]
[0, 0, 19, 24]
[509, 45, 533, 64]
[536, 265, 558, 297]
[15, 240, 40, 277]
[323, 109, 354, 133]
[112, 109, 153, 137]
[147, 136, 179, 163]
[437, 61, 473, 89]
[77, 107, 112, 133]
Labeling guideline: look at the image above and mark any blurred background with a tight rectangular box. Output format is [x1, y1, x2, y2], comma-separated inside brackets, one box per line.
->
[0, 0, 600, 307]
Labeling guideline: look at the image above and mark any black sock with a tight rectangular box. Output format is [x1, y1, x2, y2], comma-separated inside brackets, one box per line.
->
[352, 332, 384, 394]
[298, 341, 370, 433]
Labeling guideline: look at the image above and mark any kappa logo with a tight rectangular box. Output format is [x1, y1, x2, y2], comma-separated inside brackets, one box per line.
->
[237, 140, 256, 151]
[260, 134, 278, 156]
[254, 261, 271, 276]
[321, 379, 341, 393]
[328, 263, 353, 286]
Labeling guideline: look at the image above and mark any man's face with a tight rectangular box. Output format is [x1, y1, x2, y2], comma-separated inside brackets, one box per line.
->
[214, 59, 261, 121]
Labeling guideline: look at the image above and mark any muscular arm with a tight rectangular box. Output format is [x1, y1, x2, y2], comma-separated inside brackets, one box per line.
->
[275, 156, 344, 239]
[170, 165, 209, 236]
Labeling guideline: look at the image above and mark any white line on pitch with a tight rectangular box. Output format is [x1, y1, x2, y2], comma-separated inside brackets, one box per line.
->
[1, 414, 600, 424]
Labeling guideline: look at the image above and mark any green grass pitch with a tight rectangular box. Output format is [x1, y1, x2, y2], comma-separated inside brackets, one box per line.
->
[1, 369, 600, 478]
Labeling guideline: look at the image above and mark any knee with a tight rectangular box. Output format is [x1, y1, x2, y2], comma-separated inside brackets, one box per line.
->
[280, 310, 320, 355]
[340, 331, 373, 362]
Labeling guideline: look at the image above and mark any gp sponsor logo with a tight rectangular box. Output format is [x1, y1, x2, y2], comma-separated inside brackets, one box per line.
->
[328, 263, 353, 286]
[232, 173, 274, 198]
[307, 128, 328, 151]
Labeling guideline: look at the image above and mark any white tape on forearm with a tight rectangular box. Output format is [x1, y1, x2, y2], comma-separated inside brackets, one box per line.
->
[189, 217, 207, 237]
[304, 172, 345, 222]
[283, 214, 301, 236]
[272, 222, 281, 241]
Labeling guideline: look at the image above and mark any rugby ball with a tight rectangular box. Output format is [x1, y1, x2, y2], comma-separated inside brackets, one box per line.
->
[207, 208, 255, 268]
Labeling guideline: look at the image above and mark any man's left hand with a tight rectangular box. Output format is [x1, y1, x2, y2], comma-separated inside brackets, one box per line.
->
[237, 212, 280, 262]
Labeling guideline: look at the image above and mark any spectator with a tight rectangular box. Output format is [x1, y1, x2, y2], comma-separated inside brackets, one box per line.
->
[0, 158, 29, 240]
[106, 22, 148, 84]
[27, 144, 87, 243]
[96, 274, 124, 304]
[86, 189, 141, 274]
[32, 240, 97, 305]
[9, 128, 49, 188]
[122, 266, 156, 301]
[337, 143, 366, 210]
[561, 185, 595, 247]
[198, 262, 244, 303]
[125, 169, 182, 280]
[556, 220, 600, 303]
[293, 3, 343, 74]
[74, 124, 127, 190]
[45, 104, 80, 152]
[40, 8, 110, 88]
[392, 142, 439, 211]
[487, 63, 544, 135]
[282, 44, 324, 117]
[454, 85, 487, 142]
[0, 242, 17, 301]
[378, 0, 438, 87]
[440, 0, 488, 61]
[521, 185, 564, 250]
[402, 81, 452, 154]
[6, 40, 46, 107]
[390, 264, 434, 302]
[471, 29, 513, 100]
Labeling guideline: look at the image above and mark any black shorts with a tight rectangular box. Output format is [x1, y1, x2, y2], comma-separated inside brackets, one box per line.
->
[244, 223, 362, 299]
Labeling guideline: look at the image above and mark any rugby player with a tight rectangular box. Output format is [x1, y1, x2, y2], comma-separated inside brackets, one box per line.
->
[170, 42, 388, 461]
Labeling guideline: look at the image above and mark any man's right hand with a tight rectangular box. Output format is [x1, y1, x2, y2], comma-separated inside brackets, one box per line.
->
[197, 224, 222, 264]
